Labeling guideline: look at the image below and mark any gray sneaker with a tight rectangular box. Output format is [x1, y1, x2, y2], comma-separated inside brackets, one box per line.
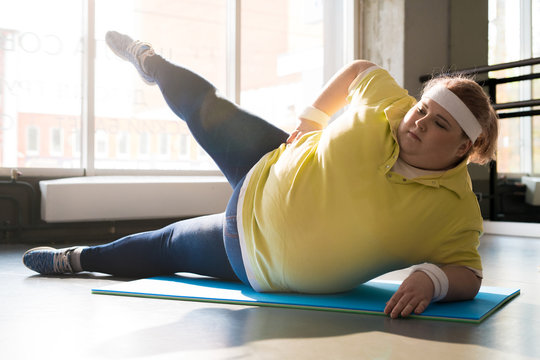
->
[105, 30, 155, 85]
[23, 247, 78, 275]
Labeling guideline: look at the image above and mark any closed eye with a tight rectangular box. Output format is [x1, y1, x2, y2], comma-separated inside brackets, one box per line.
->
[435, 121, 448, 130]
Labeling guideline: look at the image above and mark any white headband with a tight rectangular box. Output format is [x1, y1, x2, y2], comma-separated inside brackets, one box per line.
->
[422, 85, 482, 142]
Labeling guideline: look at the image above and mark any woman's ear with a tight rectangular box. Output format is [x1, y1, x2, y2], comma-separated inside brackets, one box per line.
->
[456, 139, 473, 158]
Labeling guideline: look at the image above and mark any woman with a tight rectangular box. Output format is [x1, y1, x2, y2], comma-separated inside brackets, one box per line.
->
[23, 31, 498, 319]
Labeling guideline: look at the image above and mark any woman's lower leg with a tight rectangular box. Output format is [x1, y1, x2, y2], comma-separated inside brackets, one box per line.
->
[80, 213, 238, 280]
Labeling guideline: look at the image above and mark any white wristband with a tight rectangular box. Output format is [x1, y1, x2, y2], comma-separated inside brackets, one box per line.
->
[411, 263, 449, 302]
[298, 106, 330, 127]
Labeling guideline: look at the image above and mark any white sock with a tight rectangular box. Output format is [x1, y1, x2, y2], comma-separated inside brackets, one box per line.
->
[139, 48, 154, 75]
[69, 246, 87, 273]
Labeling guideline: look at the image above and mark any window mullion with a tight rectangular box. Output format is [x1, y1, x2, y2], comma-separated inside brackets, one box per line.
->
[226, 0, 241, 104]
[82, 0, 96, 176]
[519, 0, 532, 174]
[344, 0, 361, 61]
[322, 0, 342, 83]
[323, 0, 358, 120]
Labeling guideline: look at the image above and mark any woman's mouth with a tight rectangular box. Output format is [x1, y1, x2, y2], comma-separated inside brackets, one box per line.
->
[408, 131, 421, 142]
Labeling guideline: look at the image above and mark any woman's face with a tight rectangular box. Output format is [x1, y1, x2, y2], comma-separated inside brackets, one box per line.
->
[397, 97, 472, 170]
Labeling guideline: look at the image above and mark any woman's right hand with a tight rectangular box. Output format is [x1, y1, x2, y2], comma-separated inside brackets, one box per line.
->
[384, 271, 434, 318]
[286, 119, 323, 144]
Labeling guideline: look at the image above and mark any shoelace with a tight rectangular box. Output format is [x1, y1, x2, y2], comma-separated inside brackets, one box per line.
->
[53, 249, 73, 274]
[126, 41, 154, 59]
[126, 40, 154, 75]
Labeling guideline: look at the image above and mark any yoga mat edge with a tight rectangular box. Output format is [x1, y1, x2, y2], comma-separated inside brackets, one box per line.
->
[91, 278, 520, 324]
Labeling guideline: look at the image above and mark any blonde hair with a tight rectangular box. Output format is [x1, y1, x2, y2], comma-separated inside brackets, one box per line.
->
[422, 75, 499, 165]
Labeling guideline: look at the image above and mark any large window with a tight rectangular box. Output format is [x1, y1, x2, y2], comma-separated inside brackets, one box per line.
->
[0, 0, 83, 170]
[0, 0, 356, 175]
[488, 0, 540, 174]
[240, 0, 324, 132]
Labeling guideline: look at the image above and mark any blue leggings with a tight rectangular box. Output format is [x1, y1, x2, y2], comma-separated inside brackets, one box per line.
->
[81, 54, 289, 284]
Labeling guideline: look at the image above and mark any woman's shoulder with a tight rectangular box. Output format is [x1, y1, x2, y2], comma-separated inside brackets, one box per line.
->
[347, 67, 413, 110]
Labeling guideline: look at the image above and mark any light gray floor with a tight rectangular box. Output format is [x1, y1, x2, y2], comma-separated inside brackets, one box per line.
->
[1, 234, 539, 360]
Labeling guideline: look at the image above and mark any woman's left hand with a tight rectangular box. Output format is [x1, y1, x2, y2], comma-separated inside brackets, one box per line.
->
[286, 119, 323, 144]
[384, 271, 435, 318]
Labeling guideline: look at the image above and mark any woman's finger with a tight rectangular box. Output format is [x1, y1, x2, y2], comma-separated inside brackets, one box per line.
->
[286, 131, 299, 144]
[384, 293, 401, 315]
[414, 299, 429, 315]
[395, 293, 423, 318]
[400, 300, 419, 317]
[385, 288, 410, 317]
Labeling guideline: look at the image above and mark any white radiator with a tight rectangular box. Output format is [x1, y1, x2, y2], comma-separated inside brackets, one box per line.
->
[40, 176, 232, 223]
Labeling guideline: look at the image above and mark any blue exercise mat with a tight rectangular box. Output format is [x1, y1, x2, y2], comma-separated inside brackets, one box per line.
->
[92, 276, 520, 323]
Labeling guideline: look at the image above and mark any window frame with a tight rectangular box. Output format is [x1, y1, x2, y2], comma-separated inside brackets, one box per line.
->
[116, 131, 130, 159]
[0, 0, 359, 178]
[518, 0, 533, 175]
[26, 126, 40, 156]
[49, 127, 64, 157]
[138, 132, 150, 158]
[489, 0, 537, 177]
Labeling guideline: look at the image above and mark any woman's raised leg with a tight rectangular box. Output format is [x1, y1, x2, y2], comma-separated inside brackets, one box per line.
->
[106, 31, 289, 188]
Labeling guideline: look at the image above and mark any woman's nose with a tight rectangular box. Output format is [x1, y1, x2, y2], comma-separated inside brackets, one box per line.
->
[415, 117, 427, 131]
